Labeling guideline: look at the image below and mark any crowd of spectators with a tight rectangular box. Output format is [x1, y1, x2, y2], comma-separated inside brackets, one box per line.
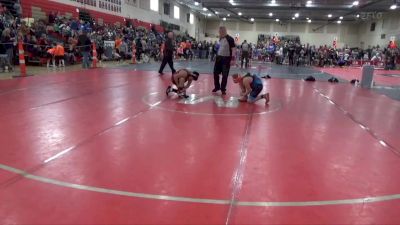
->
[174, 40, 218, 61]
[237, 37, 400, 70]
[0, 0, 398, 72]
[0, 1, 197, 71]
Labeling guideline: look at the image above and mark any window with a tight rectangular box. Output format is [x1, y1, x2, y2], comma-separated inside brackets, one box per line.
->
[189, 13, 194, 24]
[174, 5, 180, 19]
[150, 0, 159, 12]
[370, 22, 376, 31]
[164, 3, 170, 15]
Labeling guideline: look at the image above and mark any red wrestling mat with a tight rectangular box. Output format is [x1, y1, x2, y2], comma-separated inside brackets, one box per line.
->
[1, 69, 400, 224]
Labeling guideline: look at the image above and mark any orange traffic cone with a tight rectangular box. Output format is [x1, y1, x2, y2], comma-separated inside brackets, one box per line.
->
[92, 42, 98, 68]
[13, 40, 33, 78]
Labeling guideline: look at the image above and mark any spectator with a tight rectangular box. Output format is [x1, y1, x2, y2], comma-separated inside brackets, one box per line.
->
[211, 41, 218, 62]
[0, 35, 12, 71]
[46, 44, 56, 68]
[1, 28, 15, 71]
[77, 31, 91, 69]
[184, 40, 192, 60]
[13, 1, 22, 17]
[119, 40, 128, 60]
[48, 12, 56, 24]
[241, 40, 250, 68]
[54, 42, 65, 67]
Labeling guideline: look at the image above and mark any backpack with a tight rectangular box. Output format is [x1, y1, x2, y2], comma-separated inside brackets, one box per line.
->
[304, 76, 316, 82]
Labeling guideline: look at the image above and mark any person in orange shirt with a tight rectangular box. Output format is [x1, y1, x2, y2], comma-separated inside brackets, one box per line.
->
[184, 40, 192, 60]
[115, 35, 122, 55]
[46, 44, 56, 68]
[54, 42, 65, 67]
[180, 41, 186, 49]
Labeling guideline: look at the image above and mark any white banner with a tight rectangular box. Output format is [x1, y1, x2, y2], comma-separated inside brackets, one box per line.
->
[104, 41, 115, 49]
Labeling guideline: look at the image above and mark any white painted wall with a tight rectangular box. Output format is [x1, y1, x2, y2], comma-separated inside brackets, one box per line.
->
[50, 0, 205, 39]
[356, 12, 400, 48]
[203, 20, 360, 48]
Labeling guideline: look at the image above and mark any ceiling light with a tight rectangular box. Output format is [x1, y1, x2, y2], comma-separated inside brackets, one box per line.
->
[194, 1, 199, 6]
[352, 1, 359, 6]
[227, 14, 230, 17]
[238, 12, 242, 16]
[307, 0, 312, 4]
[229, 0, 236, 5]
[339, 16, 343, 19]
[275, 18, 279, 22]
[207, 13, 211, 17]
[269, 12, 273, 16]
[295, 13, 299, 17]
[328, 14, 332, 18]
[292, 17, 295, 20]
[308, 19, 312, 23]
[250, 18, 255, 22]
[337, 20, 342, 24]
[390, 4, 397, 9]
[223, 17, 226, 21]
[356, 14, 360, 17]
[306, 17, 309, 20]
[203, 7, 208, 11]
[271, 0, 276, 3]
[215, 11, 219, 14]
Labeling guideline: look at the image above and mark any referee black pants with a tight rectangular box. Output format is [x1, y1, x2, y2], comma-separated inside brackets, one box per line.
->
[213, 56, 231, 92]
[159, 54, 176, 74]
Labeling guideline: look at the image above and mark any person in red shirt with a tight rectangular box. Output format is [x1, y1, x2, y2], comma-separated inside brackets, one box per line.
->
[389, 40, 397, 49]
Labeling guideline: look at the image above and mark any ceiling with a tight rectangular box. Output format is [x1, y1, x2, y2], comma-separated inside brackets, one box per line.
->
[178, 0, 399, 23]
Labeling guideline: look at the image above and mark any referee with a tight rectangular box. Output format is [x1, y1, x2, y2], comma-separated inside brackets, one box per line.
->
[213, 26, 236, 95]
[159, 31, 177, 75]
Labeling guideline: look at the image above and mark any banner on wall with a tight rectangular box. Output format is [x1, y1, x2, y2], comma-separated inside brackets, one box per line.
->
[104, 41, 115, 48]
[104, 41, 115, 59]
[360, 12, 383, 20]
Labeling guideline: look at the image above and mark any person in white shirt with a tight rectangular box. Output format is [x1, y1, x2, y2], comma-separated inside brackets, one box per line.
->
[212, 26, 236, 95]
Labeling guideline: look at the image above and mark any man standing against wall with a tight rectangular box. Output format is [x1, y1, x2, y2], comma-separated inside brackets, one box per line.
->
[159, 31, 176, 75]
[213, 26, 236, 95]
